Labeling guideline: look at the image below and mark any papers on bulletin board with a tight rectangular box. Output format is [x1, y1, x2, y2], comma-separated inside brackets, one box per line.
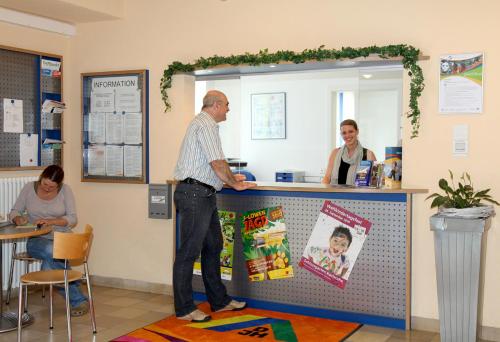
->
[88, 112, 106, 144]
[116, 89, 141, 113]
[105, 113, 123, 144]
[123, 113, 142, 144]
[439, 53, 483, 113]
[20, 133, 38, 166]
[42, 99, 65, 114]
[90, 92, 115, 113]
[83, 72, 146, 181]
[3, 98, 23, 133]
[43, 138, 63, 145]
[41, 59, 61, 77]
[87, 145, 106, 176]
[105, 145, 123, 176]
[124, 145, 142, 177]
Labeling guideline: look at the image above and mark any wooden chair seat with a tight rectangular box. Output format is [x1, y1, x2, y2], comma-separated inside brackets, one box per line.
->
[13, 252, 38, 261]
[20, 270, 83, 285]
[6, 243, 45, 306]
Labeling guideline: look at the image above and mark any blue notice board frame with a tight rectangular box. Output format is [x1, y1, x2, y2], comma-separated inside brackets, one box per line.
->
[81, 69, 149, 183]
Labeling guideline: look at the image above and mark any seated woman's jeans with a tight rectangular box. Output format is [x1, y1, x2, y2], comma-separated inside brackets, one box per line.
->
[27, 236, 88, 307]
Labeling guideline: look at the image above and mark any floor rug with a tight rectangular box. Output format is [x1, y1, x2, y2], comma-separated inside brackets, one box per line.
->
[111, 302, 361, 342]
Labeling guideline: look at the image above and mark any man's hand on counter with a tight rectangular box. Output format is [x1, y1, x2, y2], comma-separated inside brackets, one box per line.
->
[234, 173, 246, 182]
[211, 159, 257, 191]
[232, 181, 257, 191]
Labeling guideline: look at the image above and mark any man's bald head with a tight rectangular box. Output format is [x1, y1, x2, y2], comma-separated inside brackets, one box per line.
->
[202, 90, 226, 109]
[202, 90, 229, 122]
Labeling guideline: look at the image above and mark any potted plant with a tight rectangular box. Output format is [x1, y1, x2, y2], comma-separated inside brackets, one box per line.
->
[427, 171, 498, 342]
[426, 170, 498, 215]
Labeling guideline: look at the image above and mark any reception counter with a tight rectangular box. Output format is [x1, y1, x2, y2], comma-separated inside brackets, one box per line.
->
[171, 181, 427, 329]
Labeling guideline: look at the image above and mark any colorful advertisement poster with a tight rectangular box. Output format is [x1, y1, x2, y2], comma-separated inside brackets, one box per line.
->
[439, 53, 483, 113]
[384, 146, 402, 190]
[299, 201, 372, 289]
[193, 210, 236, 280]
[241, 206, 294, 282]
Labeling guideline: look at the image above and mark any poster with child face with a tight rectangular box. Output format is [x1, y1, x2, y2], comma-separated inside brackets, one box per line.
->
[299, 201, 371, 289]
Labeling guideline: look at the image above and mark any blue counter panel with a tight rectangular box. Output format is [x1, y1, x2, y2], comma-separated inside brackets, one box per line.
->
[177, 188, 411, 330]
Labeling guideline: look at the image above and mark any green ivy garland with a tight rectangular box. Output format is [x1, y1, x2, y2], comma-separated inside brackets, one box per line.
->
[161, 44, 424, 137]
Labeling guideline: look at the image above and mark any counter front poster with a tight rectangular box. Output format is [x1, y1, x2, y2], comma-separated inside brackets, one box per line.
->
[299, 201, 372, 289]
[241, 206, 294, 281]
[193, 210, 236, 280]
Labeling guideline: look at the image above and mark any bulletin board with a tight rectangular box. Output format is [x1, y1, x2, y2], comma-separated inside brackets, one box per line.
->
[81, 70, 149, 183]
[0, 45, 63, 170]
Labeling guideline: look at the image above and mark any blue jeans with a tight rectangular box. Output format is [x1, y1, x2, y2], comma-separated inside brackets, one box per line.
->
[173, 183, 231, 316]
[27, 237, 88, 308]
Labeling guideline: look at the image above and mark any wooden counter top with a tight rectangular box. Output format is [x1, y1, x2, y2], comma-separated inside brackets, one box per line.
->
[167, 180, 427, 194]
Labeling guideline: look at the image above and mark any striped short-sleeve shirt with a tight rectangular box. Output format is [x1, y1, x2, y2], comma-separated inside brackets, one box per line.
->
[174, 111, 225, 190]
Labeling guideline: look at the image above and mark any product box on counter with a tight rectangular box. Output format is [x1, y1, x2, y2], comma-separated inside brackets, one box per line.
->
[275, 170, 305, 183]
[384, 147, 402, 189]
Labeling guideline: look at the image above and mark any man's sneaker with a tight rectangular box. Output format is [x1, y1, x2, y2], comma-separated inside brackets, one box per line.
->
[177, 309, 211, 322]
[215, 300, 247, 312]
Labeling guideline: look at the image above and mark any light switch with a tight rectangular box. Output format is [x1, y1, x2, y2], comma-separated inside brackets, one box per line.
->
[453, 124, 468, 157]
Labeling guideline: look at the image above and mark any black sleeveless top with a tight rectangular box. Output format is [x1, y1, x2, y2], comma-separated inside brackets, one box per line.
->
[337, 148, 367, 185]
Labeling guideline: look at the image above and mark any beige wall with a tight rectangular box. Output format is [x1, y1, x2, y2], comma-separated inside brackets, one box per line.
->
[2, 0, 500, 329]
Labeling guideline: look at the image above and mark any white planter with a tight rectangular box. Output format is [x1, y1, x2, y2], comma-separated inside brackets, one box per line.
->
[430, 214, 492, 342]
[438, 205, 494, 219]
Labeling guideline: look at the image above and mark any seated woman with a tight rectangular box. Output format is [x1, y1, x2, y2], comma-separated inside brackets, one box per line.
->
[9, 164, 89, 317]
[322, 119, 376, 185]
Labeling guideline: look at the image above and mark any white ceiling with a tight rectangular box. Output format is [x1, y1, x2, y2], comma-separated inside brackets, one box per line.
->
[0, 0, 123, 24]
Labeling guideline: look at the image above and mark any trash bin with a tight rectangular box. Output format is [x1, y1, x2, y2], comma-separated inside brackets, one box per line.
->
[430, 214, 491, 342]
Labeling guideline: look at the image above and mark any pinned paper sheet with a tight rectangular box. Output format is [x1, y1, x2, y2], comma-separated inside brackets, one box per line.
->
[116, 89, 141, 113]
[3, 98, 23, 133]
[20, 133, 38, 166]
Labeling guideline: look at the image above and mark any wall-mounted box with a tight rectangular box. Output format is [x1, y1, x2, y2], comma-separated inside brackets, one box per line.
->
[148, 184, 171, 219]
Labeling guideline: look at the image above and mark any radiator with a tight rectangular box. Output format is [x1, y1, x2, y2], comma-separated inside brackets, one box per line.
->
[0, 176, 40, 290]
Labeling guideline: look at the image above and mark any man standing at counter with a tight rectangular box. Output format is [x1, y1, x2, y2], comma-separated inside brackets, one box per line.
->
[173, 90, 256, 322]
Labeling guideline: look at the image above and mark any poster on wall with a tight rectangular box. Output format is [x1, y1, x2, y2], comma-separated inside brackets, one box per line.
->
[193, 210, 236, 280]
[251, 92, 286, 139]
[299, 201, 371, 289]
[241, 206, 294, 281]
[439, 53, 483, 113]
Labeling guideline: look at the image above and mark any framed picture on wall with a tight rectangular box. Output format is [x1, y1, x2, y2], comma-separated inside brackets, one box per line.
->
[251, 92, 286, 140]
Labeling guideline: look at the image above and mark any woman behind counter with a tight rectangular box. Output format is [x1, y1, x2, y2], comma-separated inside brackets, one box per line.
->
[322, 119, 376, 185]
[9, 164, 89, 316]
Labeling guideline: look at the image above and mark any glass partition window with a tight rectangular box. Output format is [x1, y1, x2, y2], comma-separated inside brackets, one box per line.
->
[194, 66, 403, 182]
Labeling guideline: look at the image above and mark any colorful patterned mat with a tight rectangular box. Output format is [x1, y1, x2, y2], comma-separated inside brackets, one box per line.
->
[111, 302, 361, 342]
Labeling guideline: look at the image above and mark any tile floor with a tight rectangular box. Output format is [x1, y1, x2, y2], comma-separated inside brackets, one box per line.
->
[0, 285, 492, 341]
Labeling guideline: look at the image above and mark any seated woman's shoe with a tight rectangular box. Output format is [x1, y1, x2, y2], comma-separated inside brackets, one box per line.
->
[70, 301, 89, 317]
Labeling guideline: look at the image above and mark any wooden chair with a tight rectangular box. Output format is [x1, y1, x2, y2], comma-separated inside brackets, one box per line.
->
[17, 225, 96, 341]
[5, 243, 45, 307]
